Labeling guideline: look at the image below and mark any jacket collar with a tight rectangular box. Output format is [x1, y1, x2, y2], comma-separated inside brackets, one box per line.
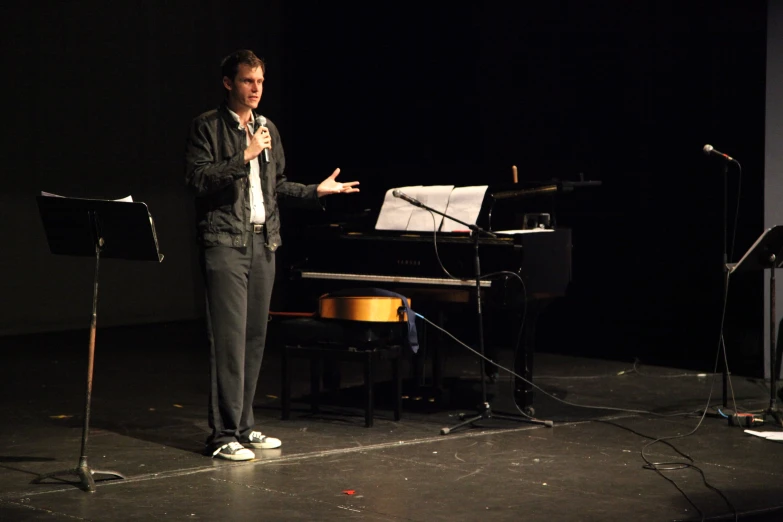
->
[218, 102, 255, 132]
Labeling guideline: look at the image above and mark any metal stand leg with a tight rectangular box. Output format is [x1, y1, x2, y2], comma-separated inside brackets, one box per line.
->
[762, 263, 783, 427]
[32, 242, 125, 492]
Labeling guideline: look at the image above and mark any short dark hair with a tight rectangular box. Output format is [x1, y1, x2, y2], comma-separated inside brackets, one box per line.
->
[221, 50, 265, 82]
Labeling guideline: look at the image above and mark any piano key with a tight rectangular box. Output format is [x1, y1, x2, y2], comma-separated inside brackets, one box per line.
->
[297, 271, 492, 288]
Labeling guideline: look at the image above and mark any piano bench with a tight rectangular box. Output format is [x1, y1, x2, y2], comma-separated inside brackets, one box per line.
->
[281, 342, 403, 428]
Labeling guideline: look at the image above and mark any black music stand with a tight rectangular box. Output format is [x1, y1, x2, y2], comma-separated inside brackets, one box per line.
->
[33, 194, 163, 492]
[728, 225, 783, 428]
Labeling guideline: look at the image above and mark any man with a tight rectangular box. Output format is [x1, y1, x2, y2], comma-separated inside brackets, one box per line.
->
[185, 49, 359, 461]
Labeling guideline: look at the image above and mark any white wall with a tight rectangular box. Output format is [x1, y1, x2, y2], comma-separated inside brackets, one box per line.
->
[765, 1, 783, 379]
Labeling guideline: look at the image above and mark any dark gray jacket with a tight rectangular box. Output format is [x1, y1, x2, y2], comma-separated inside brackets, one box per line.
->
[185, 103, 321, 251]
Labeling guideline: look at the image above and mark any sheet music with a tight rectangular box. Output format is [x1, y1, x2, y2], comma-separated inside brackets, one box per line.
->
[745, 430, 783, 442]
[374, 186, 422, 230]
[406, 185, 455, 232]
[440, 186, 488, 232]
[41, 191, 133, 203]
[494, 229, 555, 235]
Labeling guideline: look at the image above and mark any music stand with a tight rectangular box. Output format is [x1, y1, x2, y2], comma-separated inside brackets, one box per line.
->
[727, 225, 783, 428]
[33, 194, 163, 492]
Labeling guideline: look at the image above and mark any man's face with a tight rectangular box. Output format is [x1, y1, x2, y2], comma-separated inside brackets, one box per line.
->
[224, 64, 264, 112]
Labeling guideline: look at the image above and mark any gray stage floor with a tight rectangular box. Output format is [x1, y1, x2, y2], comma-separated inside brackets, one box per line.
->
[1, 321, 782, 521]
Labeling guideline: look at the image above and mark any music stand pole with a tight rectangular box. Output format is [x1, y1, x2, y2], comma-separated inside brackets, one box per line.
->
[33, 195, 163, 491]
[765, 255, 783, 426]
[391, 193, 553, 434]
[32, 215, 125, 491]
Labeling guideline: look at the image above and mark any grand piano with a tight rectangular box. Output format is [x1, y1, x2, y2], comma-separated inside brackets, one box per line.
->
[284, 180, 597, 410]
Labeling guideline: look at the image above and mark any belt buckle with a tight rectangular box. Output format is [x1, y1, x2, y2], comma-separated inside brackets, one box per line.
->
[253, 224, 264, 234]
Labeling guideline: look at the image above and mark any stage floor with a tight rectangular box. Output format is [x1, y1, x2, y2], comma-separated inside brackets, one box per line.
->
[1, 321, 782, 521]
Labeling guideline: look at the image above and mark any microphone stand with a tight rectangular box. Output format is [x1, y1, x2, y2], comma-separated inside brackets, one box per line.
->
[721, 160, 730, 411]
[717, 158, 735, 413]
[394, 194, 553, 434]
[704, 154, 740, 417]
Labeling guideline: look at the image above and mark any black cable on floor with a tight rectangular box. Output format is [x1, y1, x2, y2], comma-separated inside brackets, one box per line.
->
[599, 419, 737, 522]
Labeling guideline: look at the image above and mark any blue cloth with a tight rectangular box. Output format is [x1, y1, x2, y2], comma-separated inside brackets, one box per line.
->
[321, 288, 419, 353]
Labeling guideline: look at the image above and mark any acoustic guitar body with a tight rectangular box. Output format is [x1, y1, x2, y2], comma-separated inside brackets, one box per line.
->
[319, 295, 410, 323]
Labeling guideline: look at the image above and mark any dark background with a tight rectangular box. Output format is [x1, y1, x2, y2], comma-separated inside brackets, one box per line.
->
[0, 2, 769, 376]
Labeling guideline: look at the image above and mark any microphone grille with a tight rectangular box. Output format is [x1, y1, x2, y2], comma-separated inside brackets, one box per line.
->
[703, 144, 713, 154]
[257, 115, 267, 125]
[392, 190, 401, 197]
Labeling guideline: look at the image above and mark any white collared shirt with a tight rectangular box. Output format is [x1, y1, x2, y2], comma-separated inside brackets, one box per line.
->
[227, 108, 265, 225]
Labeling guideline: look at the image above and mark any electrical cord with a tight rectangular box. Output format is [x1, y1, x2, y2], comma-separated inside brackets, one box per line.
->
[426, 208, 533, 414]
[729, 161, 742, 263]
[602, 420, 737, 522]
[533, 358, 707, 381]
[415, 312, 702, 418]
[619, 162, 743, 522]
[608, 162, 745, 522]
[421, 203, 742, 519]
[413, 312, 738, 521]
[421, 208, 711, 419]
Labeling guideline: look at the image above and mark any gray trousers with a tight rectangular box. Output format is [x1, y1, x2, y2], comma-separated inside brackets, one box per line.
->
[200, 232, 275, 450]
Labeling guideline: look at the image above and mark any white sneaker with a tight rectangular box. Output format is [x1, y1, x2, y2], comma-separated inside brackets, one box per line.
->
[212, 441, 255, 461]
[241, 431, 282, 449]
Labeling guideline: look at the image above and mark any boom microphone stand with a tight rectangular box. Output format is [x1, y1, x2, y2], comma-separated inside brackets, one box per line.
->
[391, 190, 553, 434]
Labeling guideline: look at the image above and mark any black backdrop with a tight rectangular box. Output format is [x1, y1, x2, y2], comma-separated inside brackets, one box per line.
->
[0, 2, 769, 376]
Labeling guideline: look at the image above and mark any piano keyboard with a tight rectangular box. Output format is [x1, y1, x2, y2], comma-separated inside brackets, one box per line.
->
[297, 271, 492, 288]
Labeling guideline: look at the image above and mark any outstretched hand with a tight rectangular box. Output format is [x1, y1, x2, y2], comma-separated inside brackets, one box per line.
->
[317, 168, 360, 197]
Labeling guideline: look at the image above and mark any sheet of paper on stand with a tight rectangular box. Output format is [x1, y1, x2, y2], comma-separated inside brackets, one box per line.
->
[41, 191, 134, 203]
[494, 229, 555, 235]
[405, 185, 454, 232]
[374, 186, 422, 230]
[440, 186, 488, 232]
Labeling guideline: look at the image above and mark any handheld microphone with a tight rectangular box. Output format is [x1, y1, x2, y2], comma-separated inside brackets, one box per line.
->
[257, 115, 270, 163]
[703, 144, 735, 162]
[392, 189, 423, 207]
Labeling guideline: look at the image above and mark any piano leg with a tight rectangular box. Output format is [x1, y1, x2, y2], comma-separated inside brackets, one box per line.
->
[433, 310, 446, 391]
[513, 297, 552, 413]
[411, 309, 447, 400]
[412, 318, 426, 390]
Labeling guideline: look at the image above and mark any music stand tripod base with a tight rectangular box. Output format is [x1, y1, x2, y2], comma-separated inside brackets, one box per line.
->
[31, 456, 125, 492]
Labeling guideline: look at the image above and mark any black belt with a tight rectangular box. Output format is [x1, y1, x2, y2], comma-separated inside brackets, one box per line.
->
[253, 224, 264, 234]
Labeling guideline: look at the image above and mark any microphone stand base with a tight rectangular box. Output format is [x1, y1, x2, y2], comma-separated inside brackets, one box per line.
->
[440, 402, 553, 435]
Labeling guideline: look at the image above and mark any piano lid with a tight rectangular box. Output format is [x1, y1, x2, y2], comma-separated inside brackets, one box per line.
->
[489, 179, 602, 200]
[306, 177, 602, 236]
[477, 178, 601, 232]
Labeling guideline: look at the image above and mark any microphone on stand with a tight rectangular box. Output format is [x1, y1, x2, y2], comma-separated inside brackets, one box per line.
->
[256, 115, 270, 163]
[703, 144, 736, 163]
[392, 189, 423, 207]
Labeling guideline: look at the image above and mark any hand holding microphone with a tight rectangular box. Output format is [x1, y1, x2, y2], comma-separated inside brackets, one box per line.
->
[257, 116, 270, 163]
[245, 116, 271, 164]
